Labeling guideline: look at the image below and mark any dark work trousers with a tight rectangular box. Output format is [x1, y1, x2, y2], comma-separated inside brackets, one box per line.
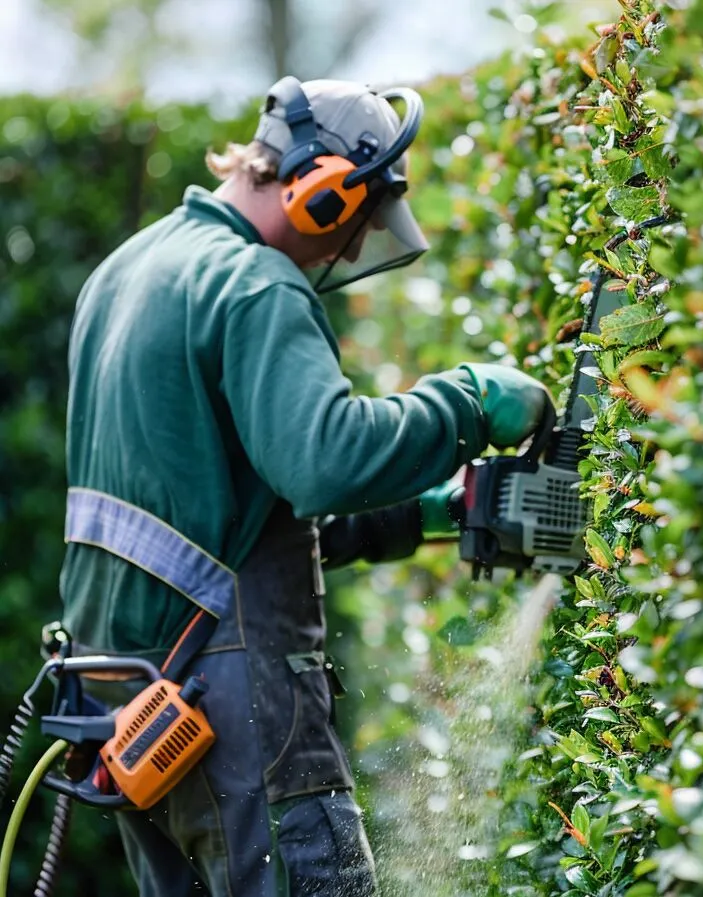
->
[86, 503, 377, 896]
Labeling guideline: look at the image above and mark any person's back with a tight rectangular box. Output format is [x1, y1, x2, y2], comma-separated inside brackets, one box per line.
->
[63, 186, 332, 657]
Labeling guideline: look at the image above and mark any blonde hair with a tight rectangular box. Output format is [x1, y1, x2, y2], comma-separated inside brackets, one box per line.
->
[205, 140, 280, 186]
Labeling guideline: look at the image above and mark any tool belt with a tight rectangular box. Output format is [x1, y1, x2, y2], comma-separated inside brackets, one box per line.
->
[56, 488, 353, 807]
[65, 487, 227, 680]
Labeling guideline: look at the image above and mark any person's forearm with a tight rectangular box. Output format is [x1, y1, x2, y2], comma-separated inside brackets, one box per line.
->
[224, 286, 489, 518]
[319, 501, 423, 570]
[224, 284, 551, 522]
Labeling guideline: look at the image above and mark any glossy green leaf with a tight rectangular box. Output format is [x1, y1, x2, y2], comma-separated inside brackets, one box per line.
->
[565, 864, 601, 892]
[572, 802, 590, 836]
[505, 841, 541, 858]
[436, 615, 480, 646]
[583, 707, 619, 722]
[606, 185, 661, 220]
[585, 528, 617, 567]
[624, 884, 658, 897]
[603, 148, 635, 185]
[599, 301, 666, 347]
[589, 812, 610, 853]
[638, 141, 673, 180]
[545, 658, 576, 678]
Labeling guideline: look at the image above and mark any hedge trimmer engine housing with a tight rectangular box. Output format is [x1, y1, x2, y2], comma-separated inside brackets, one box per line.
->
[458, 417, 588, 579]
[457, 241, 634, 580]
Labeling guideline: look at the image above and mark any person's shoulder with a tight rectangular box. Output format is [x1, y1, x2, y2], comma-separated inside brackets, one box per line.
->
[234, 242, 317, 302]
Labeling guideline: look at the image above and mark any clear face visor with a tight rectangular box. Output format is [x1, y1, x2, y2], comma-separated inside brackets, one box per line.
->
[309, 191, 430, 294]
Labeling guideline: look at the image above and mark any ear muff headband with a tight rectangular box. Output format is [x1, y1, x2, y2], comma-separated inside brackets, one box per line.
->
[266, 76, 330, 183]
[263, 76, 423, 235]
[343, 87, 423, 190]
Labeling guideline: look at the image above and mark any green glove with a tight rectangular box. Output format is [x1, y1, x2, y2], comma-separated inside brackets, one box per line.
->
[419, 480, 463, 540]
[463, 362, 554, 450]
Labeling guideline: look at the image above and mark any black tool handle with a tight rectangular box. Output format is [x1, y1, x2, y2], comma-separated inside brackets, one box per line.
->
[522, 397, 558, 464]
[59, 655, 162, 682]
[42, 772, 129, 808]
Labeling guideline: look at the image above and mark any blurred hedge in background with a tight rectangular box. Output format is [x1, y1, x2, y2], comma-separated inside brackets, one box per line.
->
[1, 0, 702, 894]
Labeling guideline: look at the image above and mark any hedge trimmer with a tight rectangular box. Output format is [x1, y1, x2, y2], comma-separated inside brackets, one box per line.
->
[457, 217, 669, 580]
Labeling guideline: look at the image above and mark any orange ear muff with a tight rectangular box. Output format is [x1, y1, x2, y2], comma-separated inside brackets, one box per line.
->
[281, 156, 368, 235]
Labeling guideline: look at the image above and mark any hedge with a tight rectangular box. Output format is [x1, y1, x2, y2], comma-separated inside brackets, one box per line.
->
[349, 1, 703, 895]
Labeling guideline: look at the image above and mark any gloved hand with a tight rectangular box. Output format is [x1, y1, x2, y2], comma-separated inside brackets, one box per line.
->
[418, 480, 463, 540]
[319, 501, 423, 570]
[463, 362, 554, 450]
[319, 485, 463, 569]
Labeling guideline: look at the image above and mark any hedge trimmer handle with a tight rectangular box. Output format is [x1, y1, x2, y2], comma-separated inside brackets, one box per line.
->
[521, 396, 558, 465]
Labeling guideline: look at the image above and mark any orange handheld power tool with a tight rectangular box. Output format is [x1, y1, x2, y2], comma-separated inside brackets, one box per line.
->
[39, 654, 215, 810]
[0, 628, 216, 897]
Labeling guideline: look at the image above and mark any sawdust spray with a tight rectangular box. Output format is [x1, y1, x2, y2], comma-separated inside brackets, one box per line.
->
[372, 574, 561, 897]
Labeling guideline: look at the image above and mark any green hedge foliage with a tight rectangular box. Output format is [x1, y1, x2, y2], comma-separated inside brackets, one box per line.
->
[496, 3, 703, 894]
[0, 1, 701, 894]
[346, 1, 702, 895]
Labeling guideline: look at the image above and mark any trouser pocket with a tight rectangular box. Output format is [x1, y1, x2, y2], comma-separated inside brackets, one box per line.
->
[263, 653, 354, 803]
[277, 791, 377, 897]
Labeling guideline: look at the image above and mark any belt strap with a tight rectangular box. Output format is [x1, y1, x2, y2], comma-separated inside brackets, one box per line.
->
[65, 488, 236, 620]
[65, 488, 238, 679]
[161, 608, 218, 681]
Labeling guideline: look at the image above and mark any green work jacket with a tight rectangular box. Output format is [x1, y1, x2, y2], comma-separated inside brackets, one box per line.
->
[60, 186, 488, 656]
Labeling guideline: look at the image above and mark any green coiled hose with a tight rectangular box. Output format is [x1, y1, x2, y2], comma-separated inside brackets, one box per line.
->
[0, 739, 68, 897]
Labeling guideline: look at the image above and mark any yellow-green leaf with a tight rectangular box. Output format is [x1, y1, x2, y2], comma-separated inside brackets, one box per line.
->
[632, 501, 660, 517]
[611, 97, 630, 134]
[618, 349, 671, 373]
[600, 301, 666, 348]
[574, 575, 595, 598]
[586, 528, 617, 568]
[595, 34, 619, 74]
[593, 492, 611, 522]
[616, 58, 631, 84]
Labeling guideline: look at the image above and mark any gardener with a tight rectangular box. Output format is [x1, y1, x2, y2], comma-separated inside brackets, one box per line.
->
[59, 76, 554, 896]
